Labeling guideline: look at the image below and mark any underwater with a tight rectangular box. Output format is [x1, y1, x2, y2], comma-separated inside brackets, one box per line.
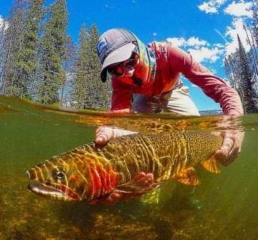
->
[0, 95, 258, 240]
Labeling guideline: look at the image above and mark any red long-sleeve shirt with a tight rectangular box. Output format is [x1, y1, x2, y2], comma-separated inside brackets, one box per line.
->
[111, 42, 244, 116]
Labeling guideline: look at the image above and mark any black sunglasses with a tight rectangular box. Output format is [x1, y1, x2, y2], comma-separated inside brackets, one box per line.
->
[107, 49, 139, 78]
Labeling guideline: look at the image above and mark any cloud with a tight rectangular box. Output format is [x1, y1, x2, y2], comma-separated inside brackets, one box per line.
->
[0, 15, 4, 28]
[166, 36, 223, 63]
[188, 47, 223, 63]
[198, 0, 227, 14]
[186, 37, 209, 47]
[166, 36, 209, 47]
[224, 1, 253, 18]
[166, 37, 186, 47]
[198, 1, 254, 57]
[0, 15, 8, 32]
[224, 17, 252, 55]
[222, 1, 254, 56]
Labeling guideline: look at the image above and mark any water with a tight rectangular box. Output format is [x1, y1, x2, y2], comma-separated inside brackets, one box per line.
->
[0, 96, 258, 240]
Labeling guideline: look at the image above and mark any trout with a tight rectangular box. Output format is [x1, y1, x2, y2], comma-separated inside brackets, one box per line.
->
[27, 131, 223, 202]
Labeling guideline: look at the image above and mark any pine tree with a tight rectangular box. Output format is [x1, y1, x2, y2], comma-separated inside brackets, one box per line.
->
[84, 24, 111, 109]
[16, 0, 44, 98]
[0, 0, 26, 96]
[252, 0, 258, 47]
[236, 35, 257, 113]
[71, 24, 90, 108]
[71, 24, 111, 109]
[0, 17, 8, 92]
[37, 0, 68, 104]
[224, 54, 239, 90]
[60, 36, 76, 106]
[244, 24, 258, 86]
[251, 0, 258, 92]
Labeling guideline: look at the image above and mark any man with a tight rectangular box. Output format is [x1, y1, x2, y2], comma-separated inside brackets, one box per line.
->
[93, 28, 244, 204]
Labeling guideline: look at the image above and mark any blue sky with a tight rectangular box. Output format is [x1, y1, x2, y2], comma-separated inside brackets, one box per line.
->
[0, 0, 254, 111]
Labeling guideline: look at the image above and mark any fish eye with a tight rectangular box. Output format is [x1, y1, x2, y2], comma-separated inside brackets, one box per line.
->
[56, 171, 66, 180]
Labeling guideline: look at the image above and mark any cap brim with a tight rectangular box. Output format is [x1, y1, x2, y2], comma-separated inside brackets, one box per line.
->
[100, 42, 136, 82]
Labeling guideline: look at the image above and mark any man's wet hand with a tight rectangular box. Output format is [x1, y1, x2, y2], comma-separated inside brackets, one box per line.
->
[215, 130, 245, 166]
[95, 126, 115, 145]
[95, 126, 138, 145]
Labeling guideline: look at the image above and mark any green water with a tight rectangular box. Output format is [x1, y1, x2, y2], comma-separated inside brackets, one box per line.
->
[0, 96, 258, 240]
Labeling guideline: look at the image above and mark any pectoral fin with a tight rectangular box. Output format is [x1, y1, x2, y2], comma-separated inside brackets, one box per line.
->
[115, 172, 160, 194]
[89, 172, 160, 205]
[201, 155, 221, 174]
[172, 167, 200, 186]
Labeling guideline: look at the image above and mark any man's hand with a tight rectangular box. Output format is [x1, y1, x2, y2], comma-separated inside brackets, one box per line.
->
[95, 125, 138, 145]
[214, 115, 245, 166]
[107, 108, 131, 113]
[214, 130, 245, 166]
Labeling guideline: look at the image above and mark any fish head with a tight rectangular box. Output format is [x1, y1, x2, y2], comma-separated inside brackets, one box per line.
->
[26, 154, 92, 201]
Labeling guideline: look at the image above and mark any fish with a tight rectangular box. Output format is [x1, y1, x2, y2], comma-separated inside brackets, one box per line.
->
[26, 130, 223, 202]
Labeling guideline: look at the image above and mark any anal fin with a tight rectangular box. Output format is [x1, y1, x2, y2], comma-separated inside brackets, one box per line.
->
[172, 167, 200, 186]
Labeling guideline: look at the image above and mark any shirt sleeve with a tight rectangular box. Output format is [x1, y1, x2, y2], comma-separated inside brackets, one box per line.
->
[167, 45, 244, 116]
[111, 78, 133, 111]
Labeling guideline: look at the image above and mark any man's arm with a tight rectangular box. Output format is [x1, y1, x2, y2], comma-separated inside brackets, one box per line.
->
[167, 45, 244, 116]
[167, 45, 245, 166]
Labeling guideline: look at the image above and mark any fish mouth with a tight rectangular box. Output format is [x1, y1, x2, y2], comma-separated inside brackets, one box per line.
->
[28, 182, 75, 201]
[27, 171, 80, 201]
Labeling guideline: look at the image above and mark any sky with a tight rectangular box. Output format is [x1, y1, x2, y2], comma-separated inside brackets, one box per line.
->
[0, 0, 254, 111]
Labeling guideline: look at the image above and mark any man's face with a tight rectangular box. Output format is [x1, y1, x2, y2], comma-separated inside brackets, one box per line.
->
[107, 52, 142, 86]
